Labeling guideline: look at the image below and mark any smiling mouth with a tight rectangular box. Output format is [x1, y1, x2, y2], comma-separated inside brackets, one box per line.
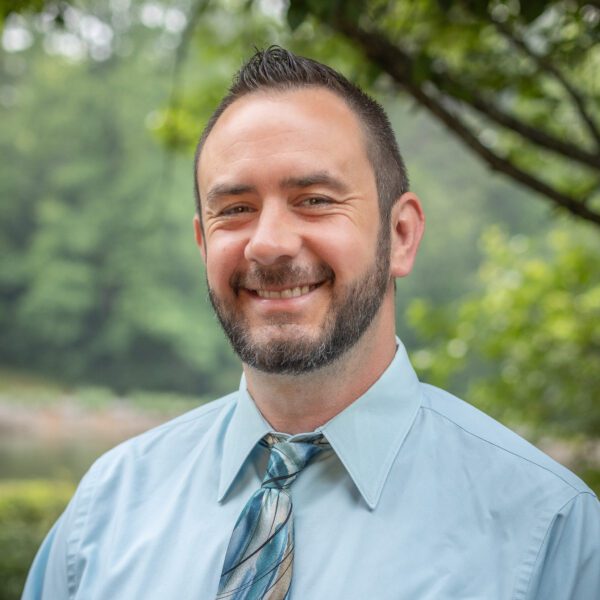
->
[250, 283, 321, 299]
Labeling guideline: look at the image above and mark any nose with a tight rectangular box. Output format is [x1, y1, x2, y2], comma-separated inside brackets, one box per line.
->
[244, 201, 302, 265]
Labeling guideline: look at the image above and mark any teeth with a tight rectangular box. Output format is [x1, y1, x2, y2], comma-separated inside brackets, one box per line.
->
[255, 285, 312, 299]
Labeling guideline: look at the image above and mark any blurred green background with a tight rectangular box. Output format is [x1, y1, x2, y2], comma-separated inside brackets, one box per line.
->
[0, 0, 598, 597]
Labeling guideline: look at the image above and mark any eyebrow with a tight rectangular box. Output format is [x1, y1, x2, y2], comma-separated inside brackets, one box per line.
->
[280, 171, 349, 194]
[204, 170, 349, 209]
[205, 183, 257, 209]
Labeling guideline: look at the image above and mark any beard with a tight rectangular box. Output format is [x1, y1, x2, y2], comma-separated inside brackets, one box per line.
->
[207, 227, 391, 375]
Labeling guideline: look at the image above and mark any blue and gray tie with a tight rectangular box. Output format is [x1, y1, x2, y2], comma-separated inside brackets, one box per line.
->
[216, 433, 330, 599]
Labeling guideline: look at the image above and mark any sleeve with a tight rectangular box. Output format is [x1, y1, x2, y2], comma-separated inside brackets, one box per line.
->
[21, 467, 96, 600]
[524, 491, 600, 600]
[21, 513, 71, 600]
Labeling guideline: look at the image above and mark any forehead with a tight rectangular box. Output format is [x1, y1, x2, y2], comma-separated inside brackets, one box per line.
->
[197, 87, 372, 194]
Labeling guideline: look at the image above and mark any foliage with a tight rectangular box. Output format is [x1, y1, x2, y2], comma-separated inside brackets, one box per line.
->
[0, 0, 597, 506]
[6, 1, 599, 224]
[0, 7, 241, 396]
[0, 0, 46, 24]
[0, 0, 552, 395]
[0, 480, 74, 600]
[408, 223, 600, 491]
[0, 368, 207, 414]
[0, 4, 596, 496]
[283, 0, 600, 225]
[408, 223, 600, 442]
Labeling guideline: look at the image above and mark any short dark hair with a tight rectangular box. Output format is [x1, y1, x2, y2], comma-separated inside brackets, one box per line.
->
[194, 45, 409, 222]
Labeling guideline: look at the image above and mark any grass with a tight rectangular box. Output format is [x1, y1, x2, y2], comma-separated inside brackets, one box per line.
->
[0, 479, 75, 600]
[0, 368, 210, 416]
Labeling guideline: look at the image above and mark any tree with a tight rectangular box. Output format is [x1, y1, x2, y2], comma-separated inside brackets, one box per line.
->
[4, 1, 599, 225]
[283, 0, 600, 226]
[2, 0, 596, 405]
[0, 7, 241, 395]
[407, 223, 600, 471]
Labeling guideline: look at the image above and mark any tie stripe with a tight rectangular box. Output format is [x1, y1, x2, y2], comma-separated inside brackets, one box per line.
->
[216, 434, 329, 599]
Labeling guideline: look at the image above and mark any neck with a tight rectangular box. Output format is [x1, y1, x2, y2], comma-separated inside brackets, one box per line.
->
[243, 312, 397, 434]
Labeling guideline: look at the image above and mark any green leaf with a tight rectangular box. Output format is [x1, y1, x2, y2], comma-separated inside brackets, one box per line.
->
[287, 0, 310, 30]
[519, 0, 551, 23]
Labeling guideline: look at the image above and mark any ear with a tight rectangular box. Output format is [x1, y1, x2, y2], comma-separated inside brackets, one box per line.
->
[389, 192, 425, 278]
[193, 214, 207, 264]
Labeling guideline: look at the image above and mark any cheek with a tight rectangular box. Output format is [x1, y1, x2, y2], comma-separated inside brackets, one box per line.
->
[312, 229, 377, 278]
[205, 236, 246, 289]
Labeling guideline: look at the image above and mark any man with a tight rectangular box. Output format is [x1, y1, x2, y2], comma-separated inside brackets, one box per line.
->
[24, 46, 599, 599]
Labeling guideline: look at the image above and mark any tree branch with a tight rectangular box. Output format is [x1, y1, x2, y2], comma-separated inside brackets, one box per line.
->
[413, 87, 600, 225]
[333, 19, 600, 227]
[494, 19, 600, 150]
[427, 69, 600, 170]
[152, 0, 209, 228]
[169, 0, 208, 111]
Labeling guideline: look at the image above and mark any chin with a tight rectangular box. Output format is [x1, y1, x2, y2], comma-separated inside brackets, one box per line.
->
[250, 323, 321, 345]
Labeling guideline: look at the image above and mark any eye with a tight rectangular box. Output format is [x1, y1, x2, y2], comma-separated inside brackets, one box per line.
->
[301, 196, 333, 207]
[220, 204, 253, 216]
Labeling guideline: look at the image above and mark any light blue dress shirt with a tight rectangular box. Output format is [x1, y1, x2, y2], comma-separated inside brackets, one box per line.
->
[23, 342, 600, 599]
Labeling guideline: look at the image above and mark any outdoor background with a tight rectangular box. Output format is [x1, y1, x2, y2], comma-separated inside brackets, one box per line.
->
[1, 1, 598, 598]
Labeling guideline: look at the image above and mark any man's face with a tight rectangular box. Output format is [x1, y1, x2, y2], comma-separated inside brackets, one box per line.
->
[196, 88, 394, 374]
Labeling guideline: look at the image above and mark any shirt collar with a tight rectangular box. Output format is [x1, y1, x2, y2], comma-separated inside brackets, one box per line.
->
[218, 373, 271, 502]
[218, 339, 422, 509]
[317, 339, 422, 509]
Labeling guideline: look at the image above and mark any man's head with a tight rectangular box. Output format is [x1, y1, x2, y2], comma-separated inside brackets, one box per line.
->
[194, 47, 423, 375]
[194, 46, 409, 226]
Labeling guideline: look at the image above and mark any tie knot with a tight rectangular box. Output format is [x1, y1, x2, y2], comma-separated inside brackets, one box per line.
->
[261, 433, 329, 490]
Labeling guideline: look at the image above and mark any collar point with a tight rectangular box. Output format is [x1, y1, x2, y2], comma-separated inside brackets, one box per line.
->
[362, 495, 380, 511]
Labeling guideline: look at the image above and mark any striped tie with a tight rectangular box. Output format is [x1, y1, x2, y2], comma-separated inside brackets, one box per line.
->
[216, 433, 329, 599]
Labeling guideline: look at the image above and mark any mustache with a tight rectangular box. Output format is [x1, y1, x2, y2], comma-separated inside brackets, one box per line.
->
[231, 263, 334, 290]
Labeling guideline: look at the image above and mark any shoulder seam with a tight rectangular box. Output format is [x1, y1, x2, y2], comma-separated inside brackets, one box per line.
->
[63, 395, 235, 596]
[421, 403, 584, 494]
[517, 492, 596, 600]
[66, 465, 101, 598]
[123, 396, 233, 442]
[90, 396, 237, 470]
